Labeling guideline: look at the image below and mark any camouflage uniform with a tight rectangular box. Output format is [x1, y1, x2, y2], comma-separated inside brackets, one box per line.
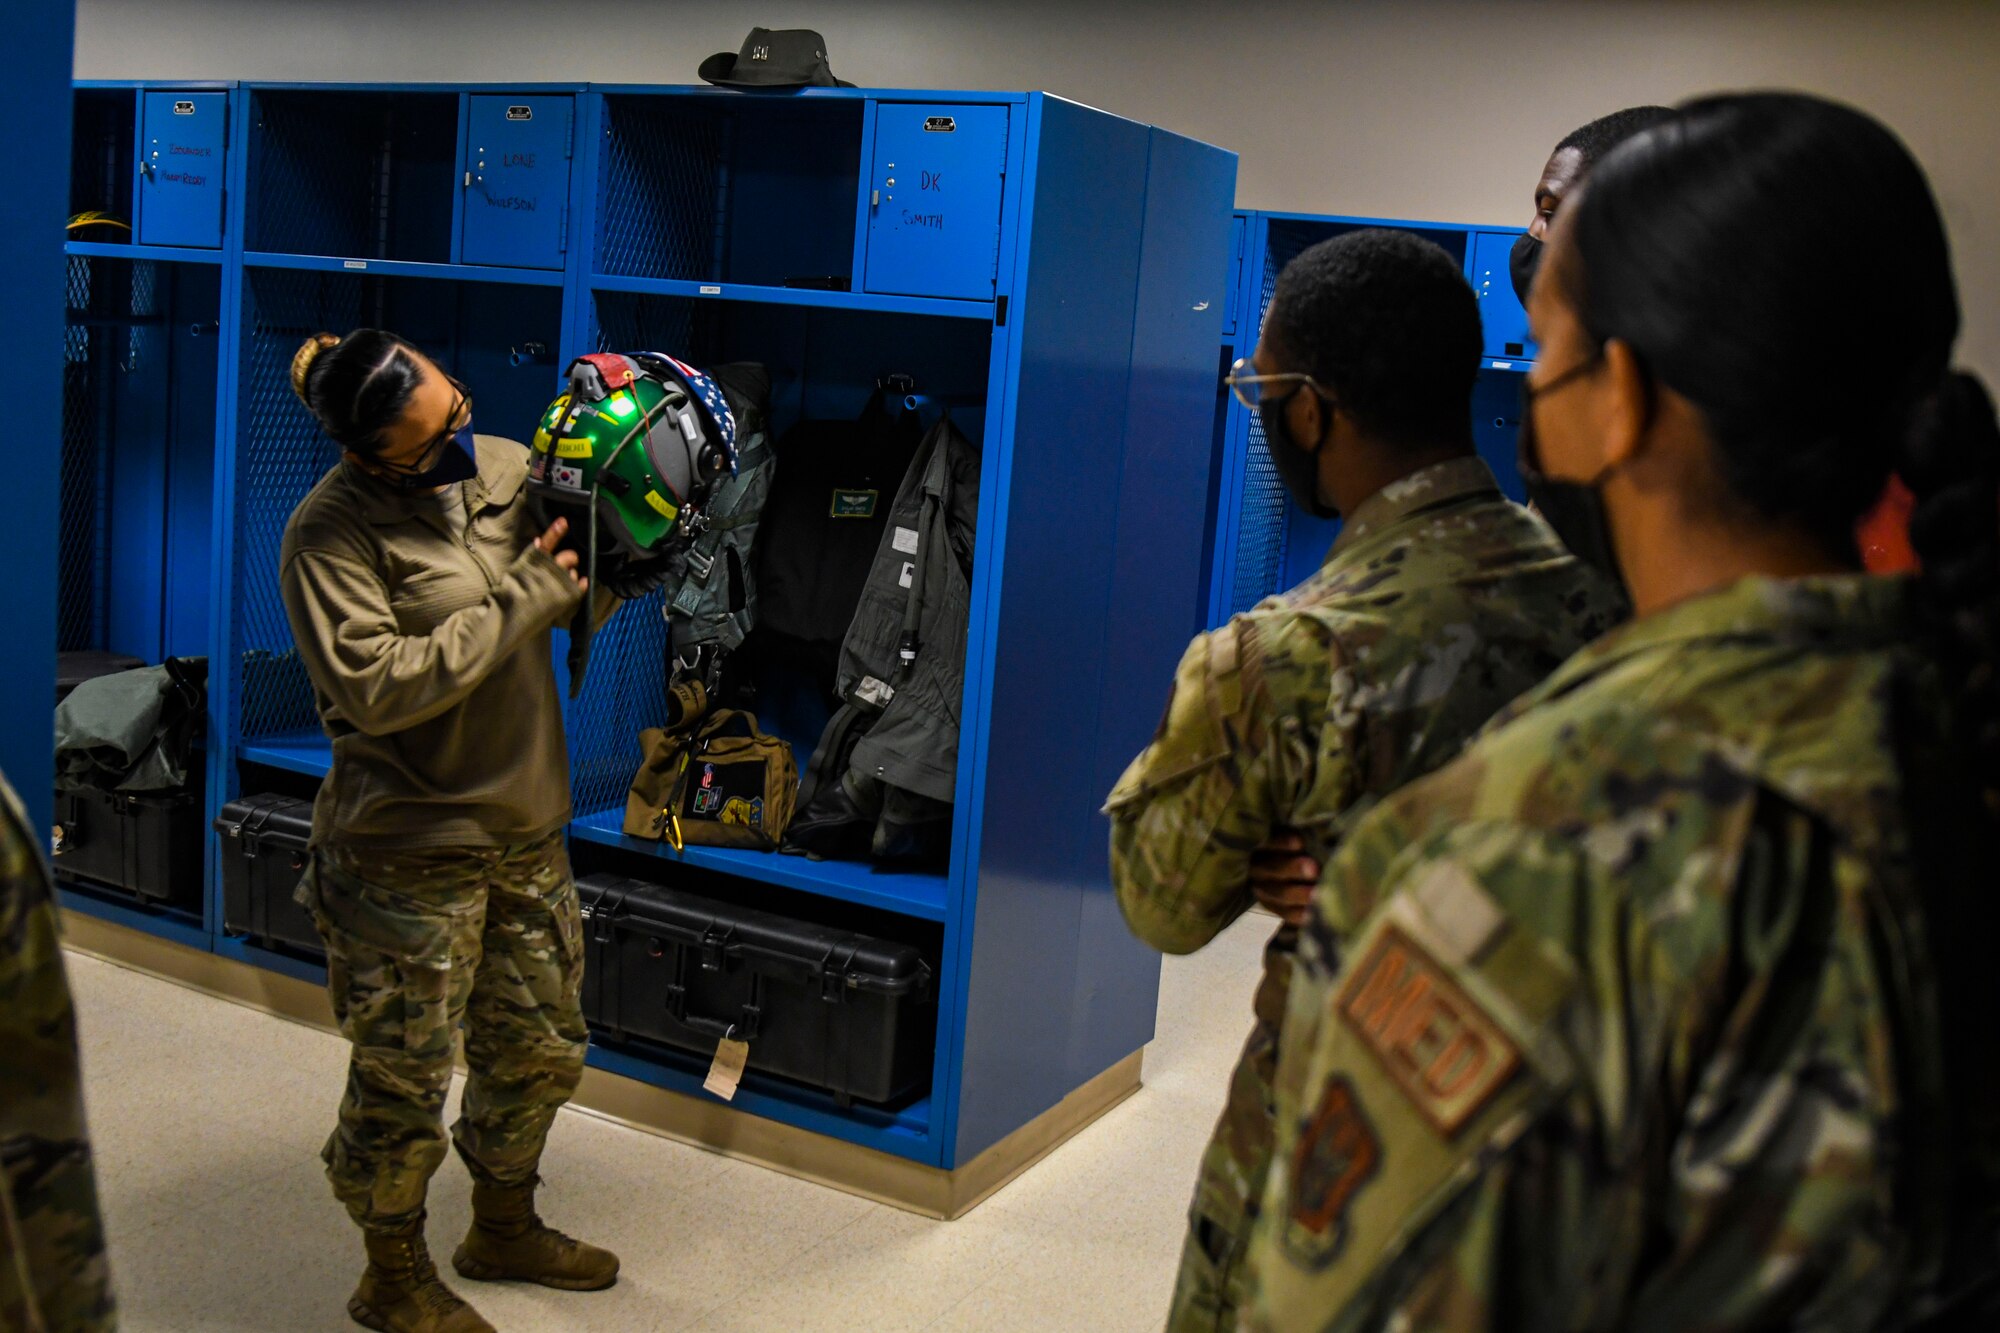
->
[298, 830, 587, 1233]
[0, 772, 115, 1331]
[1105, 457, 1621, 1331]
[1248, 574, 1998, 1331]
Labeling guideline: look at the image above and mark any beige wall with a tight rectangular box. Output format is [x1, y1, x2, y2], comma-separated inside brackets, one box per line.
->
[75, 0, 2000, 375]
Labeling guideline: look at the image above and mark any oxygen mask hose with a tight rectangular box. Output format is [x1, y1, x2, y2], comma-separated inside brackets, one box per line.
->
[562, 402, 657, 698]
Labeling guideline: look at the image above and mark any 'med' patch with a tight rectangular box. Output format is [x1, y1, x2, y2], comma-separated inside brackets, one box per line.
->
[1285, 1076, 1379, 1262]
[1338, 924, 1520, 1136]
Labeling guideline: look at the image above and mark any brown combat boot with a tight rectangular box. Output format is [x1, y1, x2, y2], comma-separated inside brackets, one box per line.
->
[350, 1217, 495, 1333]
[453, 1179, 620, 1291]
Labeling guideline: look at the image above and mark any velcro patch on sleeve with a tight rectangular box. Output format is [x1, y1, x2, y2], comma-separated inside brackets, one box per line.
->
[1336, 924, 1521, 1137]
[1286, 1076, 1381, 1256]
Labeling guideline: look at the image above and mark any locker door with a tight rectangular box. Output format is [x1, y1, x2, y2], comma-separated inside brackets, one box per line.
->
[137, 92, 226, 248]
[1221, 214, 1247, 337]
[863, 104, 1009, 301]
[461, 95, 573, 270]
[1470, 231, 1536, 361]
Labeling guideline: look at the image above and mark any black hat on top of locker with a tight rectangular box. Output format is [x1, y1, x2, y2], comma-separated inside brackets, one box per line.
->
[699, 28, 854, 90]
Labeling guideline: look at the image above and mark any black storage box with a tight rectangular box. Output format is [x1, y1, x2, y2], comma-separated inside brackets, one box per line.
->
[56, 651, 147, 702]
[215, 794, 323, 957]
[51, 785, 204, 911]
[577, 873, 935, 1107]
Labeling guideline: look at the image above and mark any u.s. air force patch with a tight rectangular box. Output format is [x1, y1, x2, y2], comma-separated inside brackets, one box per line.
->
[1338, 922, 1521, 1137]
[1281, 1077, 1380, 1265]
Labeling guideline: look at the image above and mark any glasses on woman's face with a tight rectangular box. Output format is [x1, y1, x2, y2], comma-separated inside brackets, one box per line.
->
[1223, 358, 1332, 411]
[378, 377, 472, 478]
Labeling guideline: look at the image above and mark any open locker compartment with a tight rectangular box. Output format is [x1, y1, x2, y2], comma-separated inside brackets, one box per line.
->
[69, 87, 135, 239]
[593, 93, 863, 288]
[55, 254, 216, 918]
[60, 255, 218, 661]
[563, 286, 994, 927]
[245, 88, 459, 263]
[226, 266, 566, 788]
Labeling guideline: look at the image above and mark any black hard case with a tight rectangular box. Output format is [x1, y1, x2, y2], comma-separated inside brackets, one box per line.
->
[52, 785, 205, 911]
[576, 873, 935, 1107]
[214, 794, 324, 956]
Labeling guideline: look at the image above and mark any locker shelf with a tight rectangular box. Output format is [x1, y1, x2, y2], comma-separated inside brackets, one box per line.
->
[55, 885, 212, 953]
[243, 252, 566, 287]
[66, 241, 223, 264]
[588, 272, 992, 321]
[568, 809, 950, 923]
[237, 731, 332, 779]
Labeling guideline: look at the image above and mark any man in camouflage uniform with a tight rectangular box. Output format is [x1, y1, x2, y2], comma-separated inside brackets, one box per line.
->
[1106, 230, 1620, 1332]
[0, 769, 115, 1331]
[1244, 576, 1991, 1331]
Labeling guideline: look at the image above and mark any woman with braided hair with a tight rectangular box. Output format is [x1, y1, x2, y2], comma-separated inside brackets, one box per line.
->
[1246, 92, 1999, 1331]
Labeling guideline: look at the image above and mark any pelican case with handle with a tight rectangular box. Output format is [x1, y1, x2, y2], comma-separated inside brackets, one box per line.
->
[51, 783, 204, 910]
[575, 873, 934, 1106]
[214, 793, 324, 957]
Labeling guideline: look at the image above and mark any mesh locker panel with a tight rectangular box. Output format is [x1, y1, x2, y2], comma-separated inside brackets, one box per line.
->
[234, 270, 363, 738]
[596, 98, 729, 282]
[1227, 224, 1319, 615]
[59, 258, 105, 651]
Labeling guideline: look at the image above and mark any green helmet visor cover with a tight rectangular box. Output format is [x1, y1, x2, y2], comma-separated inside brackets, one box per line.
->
[527, 352, 734, 558]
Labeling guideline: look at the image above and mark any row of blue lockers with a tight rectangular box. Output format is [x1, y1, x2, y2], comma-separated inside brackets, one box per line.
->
[74, 82, 1017, 303]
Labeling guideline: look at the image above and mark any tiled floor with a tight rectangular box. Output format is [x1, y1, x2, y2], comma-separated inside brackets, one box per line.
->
[66, 909, 1269, 1332]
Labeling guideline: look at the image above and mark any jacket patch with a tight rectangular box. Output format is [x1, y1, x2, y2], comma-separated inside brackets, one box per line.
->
[1282, 1076, 1379, 1266]
[1337, 924, 1520, 1136]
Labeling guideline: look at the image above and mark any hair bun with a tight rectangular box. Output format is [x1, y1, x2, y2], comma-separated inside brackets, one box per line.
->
[291, 333, 341, 404]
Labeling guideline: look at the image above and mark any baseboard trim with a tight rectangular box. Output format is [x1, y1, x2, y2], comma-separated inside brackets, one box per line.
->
[59, 911, 1141, 1220]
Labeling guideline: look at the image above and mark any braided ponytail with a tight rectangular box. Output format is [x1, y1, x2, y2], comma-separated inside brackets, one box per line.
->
[1903, 371, 2000, 807]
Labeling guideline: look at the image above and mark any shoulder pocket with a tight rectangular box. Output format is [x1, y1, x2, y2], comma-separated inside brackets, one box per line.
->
[1260, 858, 1579, 1313]
[1106, 624, 1246, 811]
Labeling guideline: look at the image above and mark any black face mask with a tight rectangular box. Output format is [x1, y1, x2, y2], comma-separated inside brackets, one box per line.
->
[1509, 232, 1543, 307]
[1259, 388, 1339, 520]
[378, 417, 481, 491]
[1516, 356, 1625, 592]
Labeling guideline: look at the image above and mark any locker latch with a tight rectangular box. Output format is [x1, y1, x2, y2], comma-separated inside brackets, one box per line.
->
[699, 923, 729, 972]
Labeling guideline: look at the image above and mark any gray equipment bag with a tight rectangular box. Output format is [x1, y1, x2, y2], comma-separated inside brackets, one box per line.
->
[787, 414, 980, 866]
[660, 362, 775, 675]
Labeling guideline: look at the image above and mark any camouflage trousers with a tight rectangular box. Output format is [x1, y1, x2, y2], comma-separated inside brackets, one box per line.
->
[2, 785, 116, 1333]
[1166, 925, 1295, 1333]
[300, 830, 588, 1234]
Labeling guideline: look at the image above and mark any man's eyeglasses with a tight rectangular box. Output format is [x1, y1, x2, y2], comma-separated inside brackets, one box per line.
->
[1223, 359, 1334, 412]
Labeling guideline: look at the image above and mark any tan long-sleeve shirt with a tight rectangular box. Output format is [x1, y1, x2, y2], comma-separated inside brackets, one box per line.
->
[279, 435, 586, 849]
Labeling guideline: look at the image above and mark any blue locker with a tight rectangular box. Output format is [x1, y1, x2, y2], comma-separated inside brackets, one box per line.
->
[1471, 230, 1535, 361]
[461, 95, 572, 270]
[864, 104, 1008, 301]
[138, 91, 225, 248]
